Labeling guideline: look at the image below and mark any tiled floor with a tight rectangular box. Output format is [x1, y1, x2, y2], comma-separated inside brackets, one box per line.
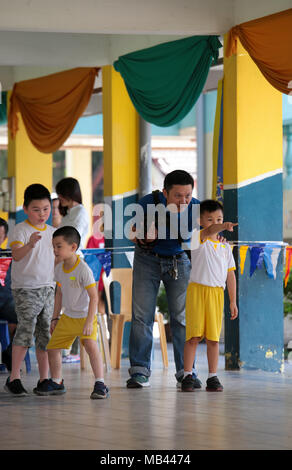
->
[1, 341, 292, 450]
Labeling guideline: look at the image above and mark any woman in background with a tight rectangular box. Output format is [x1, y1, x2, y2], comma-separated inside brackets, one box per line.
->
[56, 177, 89, 253]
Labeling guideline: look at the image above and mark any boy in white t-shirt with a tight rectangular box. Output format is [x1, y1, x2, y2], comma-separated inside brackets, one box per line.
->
[39, 225, 109, 399]
[182, 200, 238, 392]
[4, 184, 55, 396]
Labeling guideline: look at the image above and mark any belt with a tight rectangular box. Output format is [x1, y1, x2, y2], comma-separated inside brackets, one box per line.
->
[153, 252, 183, 259]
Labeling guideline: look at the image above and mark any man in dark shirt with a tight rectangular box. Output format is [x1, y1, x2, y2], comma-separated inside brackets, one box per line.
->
[127, 170, 201, 389]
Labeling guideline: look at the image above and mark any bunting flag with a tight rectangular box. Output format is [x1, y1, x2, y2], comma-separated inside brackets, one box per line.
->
[96, 252, 111, 277]
[82, 250, 112, 281]
[264, 247, 281, 280]
[285, 246, 292, 287]
[0, 258, 12, 286]
[83, 253, 102, 281]
[256, 249, 265, 269]
[250, 247, 264, 277]
[239, 245, 248, 274]
[125, 251, 134, 268]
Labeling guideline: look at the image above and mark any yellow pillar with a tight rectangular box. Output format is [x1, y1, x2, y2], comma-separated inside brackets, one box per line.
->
[102, 65, 139, 201]
[102, 65, 139, 359]
[102, 65, 139, 260]
[65, 148, 93, 241]
[7, 90, 52, 223]
[223, 37, 283, 372]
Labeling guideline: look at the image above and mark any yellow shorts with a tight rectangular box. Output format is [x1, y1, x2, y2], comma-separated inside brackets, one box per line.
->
[185, 282, 224, 342]
[46, 314, 98, 350]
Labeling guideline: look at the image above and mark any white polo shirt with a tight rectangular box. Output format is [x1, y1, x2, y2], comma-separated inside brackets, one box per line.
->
[189, 236, 236, 288]
[55, 256, 96, 318]
[10, 220, 55, 289]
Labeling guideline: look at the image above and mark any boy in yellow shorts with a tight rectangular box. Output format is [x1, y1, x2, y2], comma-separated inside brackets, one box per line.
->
[35, 225, 109, 399]
[182, 200, 238, 392]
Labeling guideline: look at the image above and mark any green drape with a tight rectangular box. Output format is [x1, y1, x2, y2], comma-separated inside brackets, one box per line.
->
[0, 92, 7, 125]
[114, 35, 222, 127]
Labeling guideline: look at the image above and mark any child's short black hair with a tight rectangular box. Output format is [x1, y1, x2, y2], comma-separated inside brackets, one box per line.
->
[23, 184, 51, 207]
[0, 217, 8, 237]
[53, 226, 81, 248]
[200, 199, 224, 216]
[164, 170, 194, 192]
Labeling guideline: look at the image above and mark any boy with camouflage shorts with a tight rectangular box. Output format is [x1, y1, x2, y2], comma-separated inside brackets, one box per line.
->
[4, 184, 55, 396]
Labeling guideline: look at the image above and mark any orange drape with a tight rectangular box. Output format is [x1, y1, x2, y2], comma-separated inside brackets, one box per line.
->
[8, 67, 100, 153]
[226, 8, 292, 95]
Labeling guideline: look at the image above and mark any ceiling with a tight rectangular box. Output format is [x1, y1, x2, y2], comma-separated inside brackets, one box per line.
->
[0, 1, 290, 93]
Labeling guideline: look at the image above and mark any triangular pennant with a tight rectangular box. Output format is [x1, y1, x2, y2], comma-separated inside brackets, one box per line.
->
[284, 246, 292, 287]
[125, 251, 134, 267]
[83, 254, 102, 281]
[263, 247, 274, 279]
[239, 245, 248, 274]
[96, 251, 111, 277]
[264, 247, 281, 280]
[271, 248, 281, 280]
[250, 247, 264, 277]
[256, 247, 265, 269]
[0, 258, 12, 286]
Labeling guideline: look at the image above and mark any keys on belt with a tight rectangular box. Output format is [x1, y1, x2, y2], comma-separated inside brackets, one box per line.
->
[169, 256, 178, 280]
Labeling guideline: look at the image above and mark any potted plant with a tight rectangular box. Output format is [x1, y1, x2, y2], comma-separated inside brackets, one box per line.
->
[156, 284, 172, 342]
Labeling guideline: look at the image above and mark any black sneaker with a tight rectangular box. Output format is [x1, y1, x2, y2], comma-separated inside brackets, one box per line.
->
[206, 376, 223, 392]
[4, 377, 28, 396]
[181, 374, 197, 392]
[2, 344, 12, 371]
[90, 381, 109, 399]
[33, 378, 66, 396]
[177, 374, 202, 389]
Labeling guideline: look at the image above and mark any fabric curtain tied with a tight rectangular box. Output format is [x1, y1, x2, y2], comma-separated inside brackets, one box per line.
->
[114, 35, 222, 127]
[226, 8, 292, 95]
[8, 67, 100, 153]
[0, 91, 7, 126]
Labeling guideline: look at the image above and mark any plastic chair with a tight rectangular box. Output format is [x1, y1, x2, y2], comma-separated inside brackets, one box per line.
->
[0, 320, 31, 373]
[102, 268, 168, 370]
[80, 248, 112, 373]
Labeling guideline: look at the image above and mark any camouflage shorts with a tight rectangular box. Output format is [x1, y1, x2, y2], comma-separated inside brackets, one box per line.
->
[12, 287, 55, 350]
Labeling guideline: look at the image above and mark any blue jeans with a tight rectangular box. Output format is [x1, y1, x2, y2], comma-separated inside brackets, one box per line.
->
[129, 246, 197, 381]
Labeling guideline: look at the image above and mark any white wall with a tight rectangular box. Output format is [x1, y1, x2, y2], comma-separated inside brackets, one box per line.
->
[0, 0, 234, 35]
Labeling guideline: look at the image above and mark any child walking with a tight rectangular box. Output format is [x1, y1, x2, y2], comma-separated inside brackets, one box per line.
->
[4, 184, 55, 396]
[35, 225, 109, 399]
[182, 199, 238, 392]
[56, 177, 89, 362]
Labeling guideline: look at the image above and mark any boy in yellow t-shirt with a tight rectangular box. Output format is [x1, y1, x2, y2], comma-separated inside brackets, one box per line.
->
[37, 225, 109, 399]
[182, 200, 238, 392]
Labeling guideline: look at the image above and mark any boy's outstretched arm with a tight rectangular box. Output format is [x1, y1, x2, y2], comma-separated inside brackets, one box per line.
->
[83, 285, 98, 336]
[226, 270, 238, 320]
[200, 222, 238, 242]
